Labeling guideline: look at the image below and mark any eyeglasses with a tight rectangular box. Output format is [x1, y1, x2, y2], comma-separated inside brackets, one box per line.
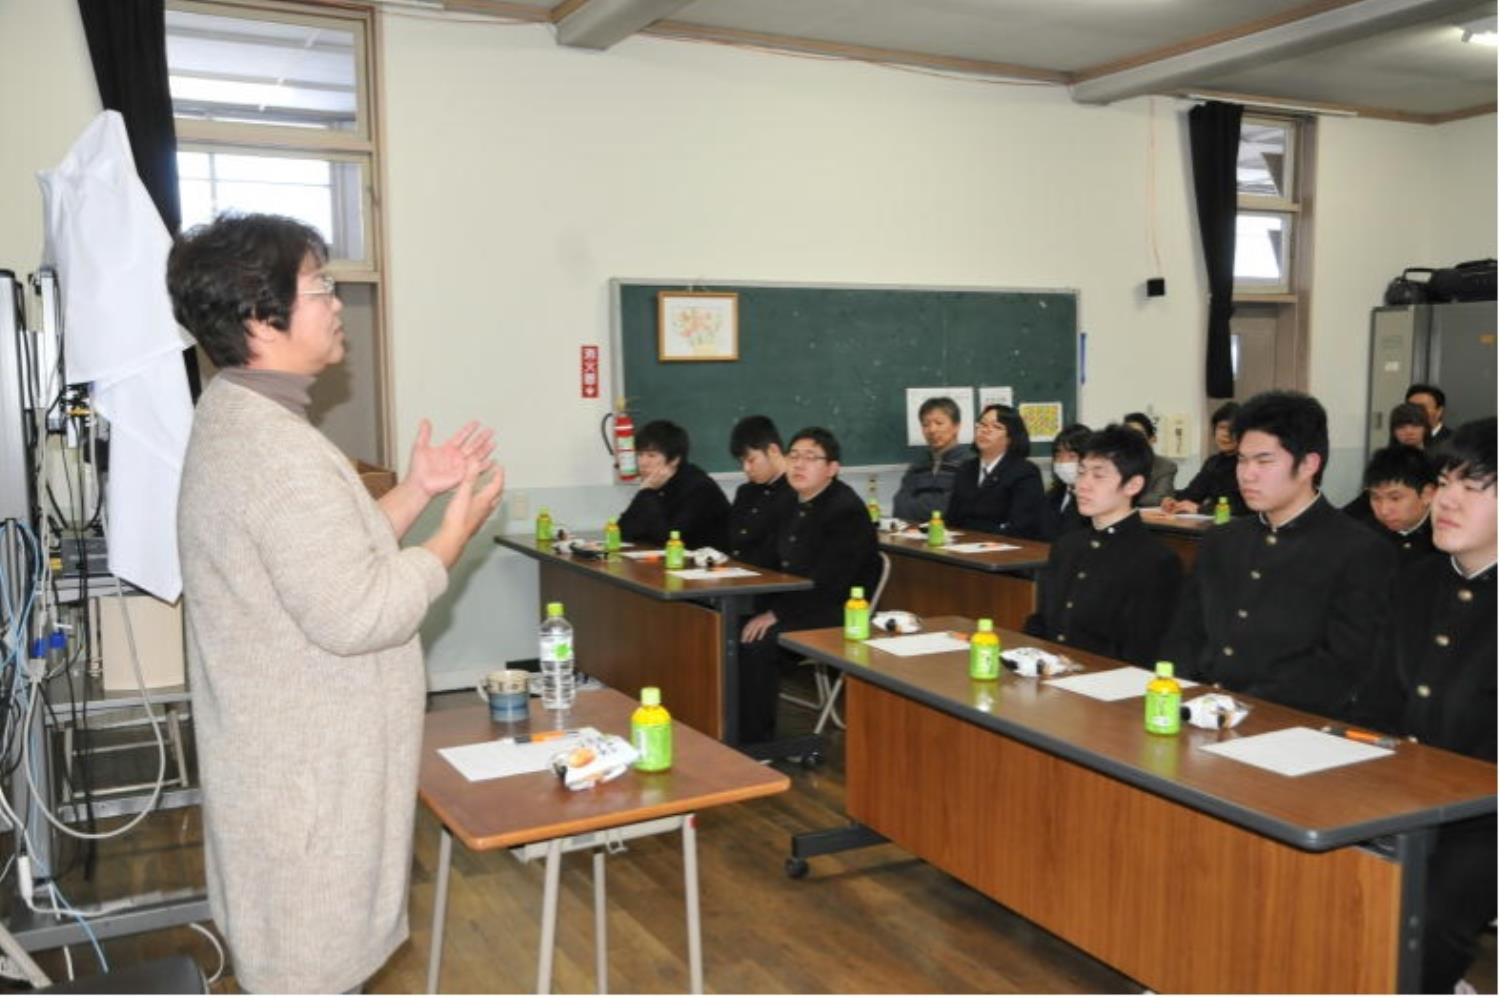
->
[785, 450, 829, 465]
[975, 420, 1004, 431]
[299, 274, 337, 298]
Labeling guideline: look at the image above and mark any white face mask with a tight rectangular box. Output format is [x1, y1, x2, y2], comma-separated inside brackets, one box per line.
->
[1053, 461, 1079, 486]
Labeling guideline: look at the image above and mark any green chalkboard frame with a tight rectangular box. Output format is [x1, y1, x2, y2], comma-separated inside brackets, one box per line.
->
[611, 279, 1078, 474]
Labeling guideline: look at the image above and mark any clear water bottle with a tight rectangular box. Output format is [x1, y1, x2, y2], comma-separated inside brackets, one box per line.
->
[539, 601, 575, 711]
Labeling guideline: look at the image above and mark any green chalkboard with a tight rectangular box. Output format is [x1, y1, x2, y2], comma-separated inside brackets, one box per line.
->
[614, 280, 1077, 473]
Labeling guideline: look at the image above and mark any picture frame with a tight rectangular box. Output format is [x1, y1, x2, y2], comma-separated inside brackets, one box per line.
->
[658, 291, 739, 362]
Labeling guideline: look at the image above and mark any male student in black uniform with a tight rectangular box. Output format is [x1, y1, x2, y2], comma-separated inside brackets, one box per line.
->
[1352, 418, 1495, 994]
[737, 427, 880, 743]
[1161, 400, 1247, 516]
[1406, 382, 1453, 444]
[1343, 444, 1436, 567]
[617, 419, 729, 550]
[1023, 425, 1181, 665]
[1160, 391, 1396, 720]
[726, 415, 792, 568]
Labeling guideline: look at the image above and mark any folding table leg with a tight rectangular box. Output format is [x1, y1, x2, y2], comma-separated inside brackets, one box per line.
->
[537, 838, 563, 994]
[682, 814, 703, 995]
[426, 827, 453, 994]
[593, 848, 608, 994]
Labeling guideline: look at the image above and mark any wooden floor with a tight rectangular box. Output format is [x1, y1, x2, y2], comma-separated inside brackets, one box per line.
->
[7, 676, 1497, 994]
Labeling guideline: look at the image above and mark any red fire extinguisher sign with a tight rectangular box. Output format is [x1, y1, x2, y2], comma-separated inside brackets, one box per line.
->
[581, 345, 600, 398]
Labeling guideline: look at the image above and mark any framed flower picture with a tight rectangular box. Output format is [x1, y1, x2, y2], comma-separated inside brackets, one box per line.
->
[658, 291, 739, 361]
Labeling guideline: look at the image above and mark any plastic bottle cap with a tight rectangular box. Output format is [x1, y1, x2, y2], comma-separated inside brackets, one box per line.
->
[850, 586, 864, 599]
[1155, 661, 1174, 678]
[607, 518, 617, 526]
[48, 631, 67, 650]
[546, 601, 564, 617]
[641, 686, 661, 707]
[977, 619, 994, 632]
[539, 508, 550, 514]
[669, 530, 681, 539]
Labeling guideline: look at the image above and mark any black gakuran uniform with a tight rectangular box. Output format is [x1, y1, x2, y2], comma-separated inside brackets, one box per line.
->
[946, 455, 1048, 540]
[1023, 511, 1182, 666]
[1171, 451, 1247, 516]
[727, 473, 794, 568]
[1353, 555, 1496, 993]
[738, 478, 880, 743]
[618, 462, 730, 550]
[1160, 495, 1397, 720]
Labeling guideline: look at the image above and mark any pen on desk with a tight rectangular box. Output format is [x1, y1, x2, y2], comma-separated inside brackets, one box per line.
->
[504, 729, 579, 745]
[1321, 725, 1399, 749]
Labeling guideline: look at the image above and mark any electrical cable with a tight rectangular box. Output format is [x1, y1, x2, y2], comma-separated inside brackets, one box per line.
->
[187, 922, 226, 984]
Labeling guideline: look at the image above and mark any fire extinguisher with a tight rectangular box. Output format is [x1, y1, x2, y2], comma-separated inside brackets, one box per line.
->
[600, 398, 638, 482]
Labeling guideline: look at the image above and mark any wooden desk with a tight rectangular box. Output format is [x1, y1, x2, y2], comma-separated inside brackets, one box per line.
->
[1139, 508, 1216, 571]
[419, 690, 789, 993]
[779, 618, 1497, 994]
[496, 535, 811, 744]
[878, 529, 1049, 629]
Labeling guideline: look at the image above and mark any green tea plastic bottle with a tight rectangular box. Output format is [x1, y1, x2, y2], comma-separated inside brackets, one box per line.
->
[631, 687, 672, 772]
[664, 529, 686, 569]
[844, 586, 871, 640]
[866, 478, 881, 522]
[604, 518, 622, 552]
[927, 511, 946, 547]
[969, 619, 1001, 680]
[1144, 661, 1182, 735]
[535, 508, 554, 541]
[1213, 496, 1231, 525]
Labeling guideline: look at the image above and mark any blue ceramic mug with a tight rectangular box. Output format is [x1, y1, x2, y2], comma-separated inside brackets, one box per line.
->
[477, 669, 530, 722]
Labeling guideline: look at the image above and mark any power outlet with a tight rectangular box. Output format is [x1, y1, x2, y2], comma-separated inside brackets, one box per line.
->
[1158, 414, 1190, 458]
[509, 491, 529, 521]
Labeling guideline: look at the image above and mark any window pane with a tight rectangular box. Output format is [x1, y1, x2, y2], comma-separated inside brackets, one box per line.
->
[1234, 212, 1293, 289]
[1238, 121, 1289, 199]
[176, 150, 366, 262]
[166, 9, 359, 132]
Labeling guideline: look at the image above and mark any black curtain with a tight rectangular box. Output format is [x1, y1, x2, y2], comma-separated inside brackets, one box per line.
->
[1188, 100, 1243, 401]
[77, 0, 200, 396]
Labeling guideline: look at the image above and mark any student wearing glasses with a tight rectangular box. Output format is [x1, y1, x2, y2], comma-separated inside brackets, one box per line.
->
[737, 428, 880, 743]
[1023, 425, 1181, 665]
[945, 404, 1047, 540]
[1161, 400, 1246, 516]
[617, 419, 730, 550]
[1353, 418, 1496, 996]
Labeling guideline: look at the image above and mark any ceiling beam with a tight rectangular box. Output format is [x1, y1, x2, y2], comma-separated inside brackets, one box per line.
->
[1071, 0, 1485, 105]
[554, 0, 694, 50]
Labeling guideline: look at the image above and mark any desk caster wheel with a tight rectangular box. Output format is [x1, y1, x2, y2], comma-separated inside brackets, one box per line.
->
[799, 751, 822, 770]
[785, 856, 809, 879]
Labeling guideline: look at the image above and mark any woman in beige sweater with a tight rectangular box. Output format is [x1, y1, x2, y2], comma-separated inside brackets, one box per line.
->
[169, 214, 502, 993]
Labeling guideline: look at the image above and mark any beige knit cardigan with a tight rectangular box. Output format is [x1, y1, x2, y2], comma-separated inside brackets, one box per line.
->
[178, 378, 447, 993]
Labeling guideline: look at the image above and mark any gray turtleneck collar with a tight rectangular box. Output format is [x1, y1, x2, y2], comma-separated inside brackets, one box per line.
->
[216, 367, 315, 419]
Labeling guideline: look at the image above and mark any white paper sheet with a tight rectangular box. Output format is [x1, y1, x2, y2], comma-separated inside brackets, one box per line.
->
[439, 731, 589, 782]
[619, 550, 666, 559]
[1199, 726, 1393, 777]
[1043, 666, 1199, 702]
[668, 567, 760, 580]
[942, 541, 1021, 554]
[898, 529, 966, 540]
[864, 633, 970, 656]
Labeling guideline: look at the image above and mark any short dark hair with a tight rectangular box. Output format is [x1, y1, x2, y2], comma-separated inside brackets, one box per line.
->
[918, 397, 960, 424]
[1363, 445, 1437, 492]
[1052, 423, 1092, 459]
[1433, 417, 1496, 488]
[1082, 425, 1154, 506]
[980, 403, 1030, 459]
[1210, 401, 1241, 429]
[166, 212, 329, 368]
[787, 426, 841, 464]
[636, 420, 689, 463]
[1388, 402, 1432, 446]
[1232, 390, 1329, 486]
[1405, 383, 1446, 409]
[729, 415, 782, 459]
[1122, 411, 1156, 440]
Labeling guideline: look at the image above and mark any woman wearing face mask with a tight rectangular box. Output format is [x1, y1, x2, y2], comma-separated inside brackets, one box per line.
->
[946, 404, 1047, 540]
[1042, 423, 1091, 540]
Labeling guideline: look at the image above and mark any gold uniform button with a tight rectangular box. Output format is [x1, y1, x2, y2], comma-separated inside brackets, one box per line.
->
[1237, 609, 1249, 619]
[1266, 535, 1278, 546]
[1250, 570, 1262, 580]
[1077, 571, 1088, 580]
[1065, 601, 1075, 609]
[1434, 634, 1451, 648]
[1056, 634, 1067, 642]
[1222, 646, 1235, 656]
[1402, 541, 1412, 550]
[1090, 540, 1101, 549]
[1416, 684, 1432, 698]
[1458, 589, 1474, 603]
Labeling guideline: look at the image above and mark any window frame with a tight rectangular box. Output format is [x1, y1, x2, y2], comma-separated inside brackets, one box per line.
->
[1233, 114, 1303, 295]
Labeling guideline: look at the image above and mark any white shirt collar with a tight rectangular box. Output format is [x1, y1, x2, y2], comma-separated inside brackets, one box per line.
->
[1259, 491, 1321, 532]
[1397, 508, 1430, 537]
[1451, 555, 1498, 580]
[980, 453, 1003, 481]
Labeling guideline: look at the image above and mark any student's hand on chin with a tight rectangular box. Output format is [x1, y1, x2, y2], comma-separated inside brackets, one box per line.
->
[641, 465, 673, 490]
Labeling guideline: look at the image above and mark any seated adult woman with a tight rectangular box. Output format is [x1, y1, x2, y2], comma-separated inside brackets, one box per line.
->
[946, 404, 1046, 539]
[1121, 411, 1179, 506]
[1388, 401, 1432, 449]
